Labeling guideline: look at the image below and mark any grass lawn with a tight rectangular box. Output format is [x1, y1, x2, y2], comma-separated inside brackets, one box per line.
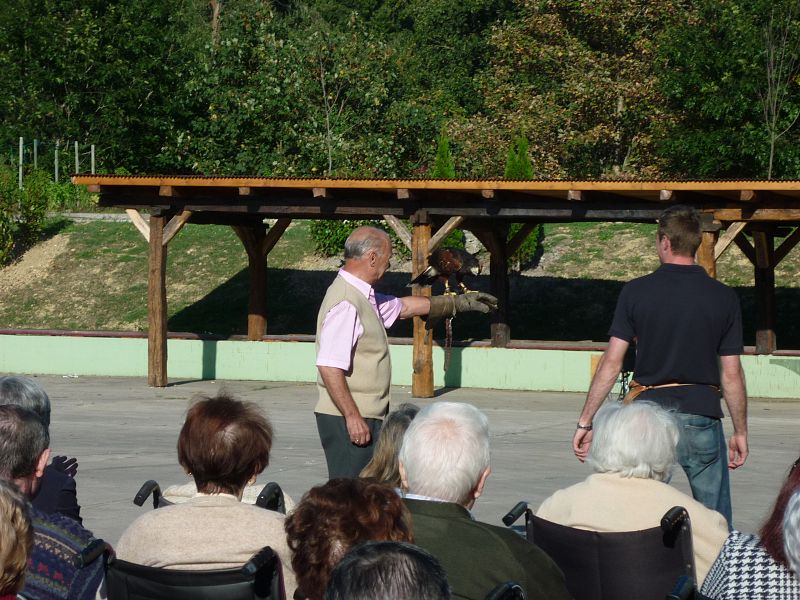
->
[0, 218, 799, 348]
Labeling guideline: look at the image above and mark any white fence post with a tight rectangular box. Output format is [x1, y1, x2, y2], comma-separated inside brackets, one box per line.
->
[91, 144, 95, 174]
[55, 140, 60, 183]
[74, 141, 79, 174]
[33, 139, 38, 169]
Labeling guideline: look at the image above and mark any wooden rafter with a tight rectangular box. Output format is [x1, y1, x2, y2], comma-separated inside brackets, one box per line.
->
[263, 218, 292, 256]
[507, 222, 539, 257]
[383, 215, 412, 251]
[126, 209, 150, 242]
[428, 217, 464, 253]
[714, 222, 748, 260]
[775, 226, 800, 265]
[162, 210, 193, 246]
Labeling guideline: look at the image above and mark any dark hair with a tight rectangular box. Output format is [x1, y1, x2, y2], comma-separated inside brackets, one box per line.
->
[324, 541, 450, 600]
[285, 478, 413, 600]
[176, 393, 273, 496]
[657, 205, 701, 257]
[760, 456, 800, 567]
[0, 405, 49, 480]
[0, 376, 51, 430]
[360, 403, 419, 487]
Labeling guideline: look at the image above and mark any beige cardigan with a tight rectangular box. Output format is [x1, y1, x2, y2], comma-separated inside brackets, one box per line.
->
[115, 493, 297, 598]
[536, 472, 728, 586]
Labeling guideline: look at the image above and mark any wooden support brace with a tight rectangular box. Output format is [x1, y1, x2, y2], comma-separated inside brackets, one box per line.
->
[714, 222, 747, 260]
[428, 216, 464, 253]
[232, 224, 270, 340]
[734, 235, 757, 266]
[397, 188, 412, 200]
[262, 218, 292, 256]
[568, 190, 584, 202]
[126, 209, 150, 242]
[159, 185, 176, 197]
[383, 215, 412, 251]
[753, 230, 776, 354]
[697, 229, 718, 278]
[740, 190, 756, 202]
[775, 226, 800, 266]
[313, 187, 329, 199]
[507, 222, 538, 258]
[162, 210, 193, 246]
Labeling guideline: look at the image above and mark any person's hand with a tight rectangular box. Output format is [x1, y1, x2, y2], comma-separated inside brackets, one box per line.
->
[345, 414, 371, 447]
[51, 455, 79, 478]
[573, 429, 593, 462]
[454, 292, 498, 314]
[728, 432, 748, 469]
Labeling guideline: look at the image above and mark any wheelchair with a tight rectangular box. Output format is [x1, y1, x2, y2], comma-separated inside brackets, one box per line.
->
[133, 479, 287, 514]
[502, 502, 710, 600]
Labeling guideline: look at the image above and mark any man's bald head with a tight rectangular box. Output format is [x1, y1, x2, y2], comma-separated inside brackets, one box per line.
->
[344, 227, 390, 260]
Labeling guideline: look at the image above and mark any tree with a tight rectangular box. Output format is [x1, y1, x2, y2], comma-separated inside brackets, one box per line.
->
[431, 130, 456, 178]
[504, 133, 541, 271]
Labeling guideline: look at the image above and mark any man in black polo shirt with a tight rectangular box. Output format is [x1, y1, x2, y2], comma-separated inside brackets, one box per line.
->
[572, 205, 748, 527]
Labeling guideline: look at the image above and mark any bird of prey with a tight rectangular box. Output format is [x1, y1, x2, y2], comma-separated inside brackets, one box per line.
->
[408, 247, 481, 294]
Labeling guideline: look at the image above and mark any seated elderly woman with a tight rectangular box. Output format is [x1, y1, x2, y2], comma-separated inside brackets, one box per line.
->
[359, 403, 419, 488]
[115, 393, 296, 597]
[537, 400, 728, 586]
[0, 479, 34, 598]
[701, 455, 800, 598]
[285, 478, 413, 600]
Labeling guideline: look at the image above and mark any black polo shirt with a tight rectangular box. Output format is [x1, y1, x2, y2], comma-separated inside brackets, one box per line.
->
[608, 263, 743, 418]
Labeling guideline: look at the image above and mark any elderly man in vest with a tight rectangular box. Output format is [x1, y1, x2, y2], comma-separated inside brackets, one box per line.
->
[315, 226, 496, 479]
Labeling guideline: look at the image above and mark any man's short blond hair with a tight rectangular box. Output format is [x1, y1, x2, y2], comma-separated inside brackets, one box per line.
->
[0, 480, 33, 594]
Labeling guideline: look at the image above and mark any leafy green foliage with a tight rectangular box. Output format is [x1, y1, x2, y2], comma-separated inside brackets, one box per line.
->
[431, 131, 456, 178]
[309, 219, 411, 258]
[503, 133, 541, 270]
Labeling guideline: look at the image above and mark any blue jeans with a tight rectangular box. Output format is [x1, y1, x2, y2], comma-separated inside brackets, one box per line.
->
[674, 413, 732, 529]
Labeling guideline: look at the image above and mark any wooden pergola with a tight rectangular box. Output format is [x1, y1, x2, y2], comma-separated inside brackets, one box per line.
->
[72, 175, 800, 395]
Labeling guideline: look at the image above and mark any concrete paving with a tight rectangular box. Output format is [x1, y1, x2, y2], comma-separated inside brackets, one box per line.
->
[30, 374, 800, 544]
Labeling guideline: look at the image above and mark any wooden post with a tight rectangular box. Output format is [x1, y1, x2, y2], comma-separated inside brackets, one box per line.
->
[697, 230, 719, 278]
[233, 225, 269, 340]
[753, 230, 776, 354]
[411, 212, 434, 398]
[148, 213, 168, 387]
[487, 229, 510, 347]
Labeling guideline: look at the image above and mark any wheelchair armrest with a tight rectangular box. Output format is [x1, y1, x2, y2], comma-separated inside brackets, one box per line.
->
[242, 546, 277, 577]
[502, 501, 529, 527]
[133, 480, 162, 509]
[661, 506, 689, 534]
[79, 538, 110, 567]
[256, 482, 286, 514]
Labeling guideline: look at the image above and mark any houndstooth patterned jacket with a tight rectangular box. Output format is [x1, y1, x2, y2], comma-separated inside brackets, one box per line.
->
[701, 530, 800, 599]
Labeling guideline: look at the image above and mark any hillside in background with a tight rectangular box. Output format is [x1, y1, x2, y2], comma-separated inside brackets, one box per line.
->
[1, 219, 799, 348]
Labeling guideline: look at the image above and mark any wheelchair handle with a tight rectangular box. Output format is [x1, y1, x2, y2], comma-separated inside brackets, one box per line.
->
[502, 501, 529, 527]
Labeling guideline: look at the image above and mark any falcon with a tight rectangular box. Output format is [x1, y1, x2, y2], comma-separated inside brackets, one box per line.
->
[408, 247, 481, 294]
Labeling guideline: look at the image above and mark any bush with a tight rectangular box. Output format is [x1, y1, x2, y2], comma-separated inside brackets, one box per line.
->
[18, 169, 49, 244]
[0, 164, 18, 264]
[310, 219, 412, 259]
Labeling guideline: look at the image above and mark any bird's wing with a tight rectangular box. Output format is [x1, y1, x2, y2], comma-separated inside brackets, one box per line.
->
[408, 265, 440, 286]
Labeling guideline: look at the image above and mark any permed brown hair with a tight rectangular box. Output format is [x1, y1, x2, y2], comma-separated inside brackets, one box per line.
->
[0, 480, 33, 594]
[177, 393, 273, 496]
[759, 456, 800, 567]
[657, 205, 702, 257]
[284, 478, 414, 600]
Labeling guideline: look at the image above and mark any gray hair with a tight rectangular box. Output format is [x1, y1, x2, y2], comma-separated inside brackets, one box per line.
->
[587, 401, 679, 482]
[343, 227, 389, 260]
[0, 405, 50, 481]
[325, 541, 451, 600]
[784, 490, 800, 575]
[399, 402, 490, 504]
[0, 376, 51, 430]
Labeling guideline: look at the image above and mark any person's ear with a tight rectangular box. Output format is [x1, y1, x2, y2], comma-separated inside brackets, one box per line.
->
[36, 448, 51, 479]
[398, 461, 409, 490]
[473, 466, 491, 501]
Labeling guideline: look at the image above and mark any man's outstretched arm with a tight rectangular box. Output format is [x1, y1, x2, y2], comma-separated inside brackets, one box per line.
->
[573, 336, 629, 461]
[720, 354, 748, 469]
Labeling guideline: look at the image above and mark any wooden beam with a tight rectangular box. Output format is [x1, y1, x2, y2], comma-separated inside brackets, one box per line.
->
[238, 187, 251, 196]
[383, 215, 412, 251]
[411, 216, 434, 398]
[775, 226, 800, 265]
[472, 228, 510, 347]
[397, 188, 412, 200]
[262, 218, 292, 256]
[697, 229, 718, 278]
[126, 209, 150, 242]
[481, 189, 495, 200]
[162, 210, 192, 246]
[428, 216, 464, 253]
[567, 190, 584, 202]
[714, 208, 800, 221]
[734, 234, 757, 265]
[147, 214, 168, 387]
[740, 190, 756, 202]
[313, 187, 329, 199]
[507, 222, 538, 258]
[87, 184, 101, 193]
[159, 185, 177, 197]
[753, 230, 776, 354]
[714, 222, 747, 260]
[233, 225, 269, 340]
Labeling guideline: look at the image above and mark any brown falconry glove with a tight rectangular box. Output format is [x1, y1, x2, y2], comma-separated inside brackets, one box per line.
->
[426, 292, 498, 329]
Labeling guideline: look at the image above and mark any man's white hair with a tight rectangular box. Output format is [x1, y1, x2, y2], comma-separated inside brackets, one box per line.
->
[399, 401, 490, 504]
[784, 490, 800, 575]
[587, 401, 679, 482]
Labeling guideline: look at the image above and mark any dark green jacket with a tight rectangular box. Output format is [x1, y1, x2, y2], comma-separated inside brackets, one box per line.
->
[404, 498, 571, 600]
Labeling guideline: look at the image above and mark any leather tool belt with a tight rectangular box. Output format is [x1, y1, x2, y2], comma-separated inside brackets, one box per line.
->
[623, 380, 720, 404]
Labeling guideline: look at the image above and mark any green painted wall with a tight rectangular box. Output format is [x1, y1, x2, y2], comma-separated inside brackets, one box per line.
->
[1, 334, 798, 399]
